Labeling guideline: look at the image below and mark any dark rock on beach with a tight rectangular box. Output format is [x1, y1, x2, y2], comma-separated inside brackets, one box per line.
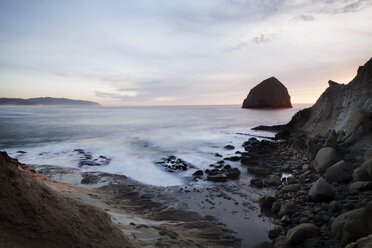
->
[242, 77, 292, 109]
[205, 166, 241, 182]
[286, 223, 320, 246]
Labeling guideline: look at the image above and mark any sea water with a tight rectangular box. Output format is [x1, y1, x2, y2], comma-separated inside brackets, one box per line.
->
[0, 104, 309, 186]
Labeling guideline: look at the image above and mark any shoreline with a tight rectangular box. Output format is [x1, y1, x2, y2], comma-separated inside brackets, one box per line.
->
[29, 157, 274, 247]
[2, 120, 372, 248]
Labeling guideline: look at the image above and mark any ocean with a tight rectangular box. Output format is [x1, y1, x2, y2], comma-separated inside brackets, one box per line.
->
[0, 104, 308, 187]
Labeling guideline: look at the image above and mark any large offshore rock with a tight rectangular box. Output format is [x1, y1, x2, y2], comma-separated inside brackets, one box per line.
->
[242, 77, 292, 108]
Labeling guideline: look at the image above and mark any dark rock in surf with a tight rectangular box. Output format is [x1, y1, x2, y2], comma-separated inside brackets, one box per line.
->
[156, 156, 192, 172]
[74, 149, 111, 167]
[192, 170, 204, 177]
[224, 145, 235, 150]
[250, 178, 265, 188]
[207, 174, 228, 182]
[242, 77, 292, 109]
[226, 168, 241, 179]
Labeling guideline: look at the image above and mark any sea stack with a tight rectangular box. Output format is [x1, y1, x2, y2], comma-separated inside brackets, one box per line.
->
[242, 77, 292, 108]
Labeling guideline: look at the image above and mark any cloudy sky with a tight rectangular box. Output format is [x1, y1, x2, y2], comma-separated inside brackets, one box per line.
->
[1, 0, 372, 106]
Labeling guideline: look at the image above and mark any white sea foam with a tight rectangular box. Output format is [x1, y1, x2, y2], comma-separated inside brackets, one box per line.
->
[1, 105, 309, 186]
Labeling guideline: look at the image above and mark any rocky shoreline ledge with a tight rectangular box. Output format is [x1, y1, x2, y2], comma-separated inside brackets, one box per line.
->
[0, 152, 242, 248]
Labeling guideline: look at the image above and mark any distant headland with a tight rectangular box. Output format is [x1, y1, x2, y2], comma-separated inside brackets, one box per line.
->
[0, 97, 100, 106]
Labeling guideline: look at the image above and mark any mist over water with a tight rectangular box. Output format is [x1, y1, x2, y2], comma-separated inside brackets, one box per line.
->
[0, 105, 309, 186]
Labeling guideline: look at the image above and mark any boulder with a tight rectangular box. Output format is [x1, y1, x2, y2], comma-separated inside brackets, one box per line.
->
[226, 168, 241, 179]
[192, 170, 204, 177]
[349, 181, 372, 194]
[278, 201, 299, 217]
[313, 147, 340, 174]
[324, 160, 352, 184]
[286, 223, 320, 246]
[331, 202, 372, 246]
[329, 200, 343, 213]
[331, 209, 362, 240]
[353, 167, 371, 182]
[224, 145, 235, 150]
[242, 77, 292, 108]
[264, 175, 281, 186]
[309, 177, 334, 201]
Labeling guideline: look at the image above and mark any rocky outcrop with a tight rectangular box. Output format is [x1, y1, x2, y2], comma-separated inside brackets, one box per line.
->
[0, 152, 133, 248]
[284, 57, 372, 153]
[250, 58, 372, 248]
[242, 77, 292, 108]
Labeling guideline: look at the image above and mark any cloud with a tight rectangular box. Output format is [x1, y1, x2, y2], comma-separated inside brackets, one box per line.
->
[251, 33, 276, 44]
[313, 0, 372, 14]
[292, 15, 315, 22]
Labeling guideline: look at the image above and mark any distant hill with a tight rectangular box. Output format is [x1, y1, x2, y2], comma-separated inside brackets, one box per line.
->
[0, 97, 100, 106]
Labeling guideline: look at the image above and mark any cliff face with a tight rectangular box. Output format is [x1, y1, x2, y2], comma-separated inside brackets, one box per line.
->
[0, 152, 133, 248]
[242, 77, 292, 108]
[288, 57, 372, 150]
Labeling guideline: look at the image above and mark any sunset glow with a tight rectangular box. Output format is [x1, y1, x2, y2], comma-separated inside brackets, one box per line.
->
[1, 0, 372, 105]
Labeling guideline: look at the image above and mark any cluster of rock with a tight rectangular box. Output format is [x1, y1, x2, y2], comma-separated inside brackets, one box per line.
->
[74, 149, 111, 167]
[156, 152, 242, 182]
[248, 137, 372, 248]
[155, 156, 193, 172]
[192, 158, 241, 182]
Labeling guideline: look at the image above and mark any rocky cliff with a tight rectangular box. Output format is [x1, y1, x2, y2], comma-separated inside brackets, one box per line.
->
[286, 57, 372, 153]
[0, 152, 133, 248]
[250, 57, 372, 248]
[242, 77, 292, 108]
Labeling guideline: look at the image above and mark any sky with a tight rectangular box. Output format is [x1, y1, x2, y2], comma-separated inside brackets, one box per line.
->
[0, 0, 372, 106]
